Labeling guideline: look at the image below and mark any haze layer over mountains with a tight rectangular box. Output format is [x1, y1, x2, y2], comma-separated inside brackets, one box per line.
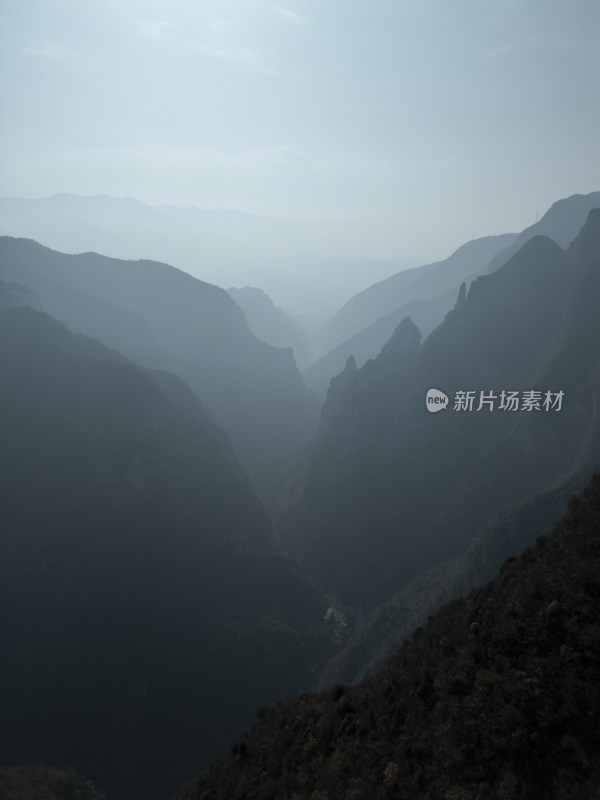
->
[1, 191, 599, 799]
[0, 194, 416, 322]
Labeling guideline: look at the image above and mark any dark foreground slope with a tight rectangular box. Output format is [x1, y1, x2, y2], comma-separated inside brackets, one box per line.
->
[317, 462, 599, 688]
[173, 473, 600, 800]
[0, 307, 327, 800]
[0, 765, 107, 800]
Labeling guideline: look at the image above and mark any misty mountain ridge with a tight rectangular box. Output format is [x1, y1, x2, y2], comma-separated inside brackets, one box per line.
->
[0, 236, 318, 498]
[276, 210, 600, 614]
[313, 232, 518, 359]
[2, 193, 600, 800]
[305, 192, 600, 396]
[303, 288, 456, 396]
[486, 190, 600, 274]
[0, 194, 414, 317]
[227, 286, 312, 369]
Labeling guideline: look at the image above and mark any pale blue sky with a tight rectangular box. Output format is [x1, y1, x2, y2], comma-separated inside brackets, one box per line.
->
[1, 0, 598, 260]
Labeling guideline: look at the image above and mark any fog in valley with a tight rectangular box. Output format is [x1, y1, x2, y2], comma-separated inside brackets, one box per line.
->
[1, 2, 599, 799]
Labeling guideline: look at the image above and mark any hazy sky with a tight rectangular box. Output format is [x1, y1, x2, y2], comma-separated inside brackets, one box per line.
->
[1, 0, 598, 261]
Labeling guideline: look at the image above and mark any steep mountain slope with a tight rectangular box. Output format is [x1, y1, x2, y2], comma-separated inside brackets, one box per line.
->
[308, 192, 599, 396]
[227, 286, 311, 369]
[0, 237, 318, 496]
[314, 232, 517, 358]
[276, 211, 600, 611]
[173, 473, 600, 800]
[0, 307, 327, 800]
[317, 462, 599, 688]
[486, 191, 600, 274]
[303, 287, 455, 396]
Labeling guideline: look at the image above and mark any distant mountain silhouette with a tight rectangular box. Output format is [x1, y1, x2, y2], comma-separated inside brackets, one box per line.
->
[227, 286, 312, 369]
[303, 288, 456, 396]
[313, 233, 517, 359]
[307, 193, 600, 397]
[486, 190, 600, 274]
[276, 211, 600, 611]
[173, 472, 600, 800]
[0, 237, 318, 497]
[0, 194, 411, 316]
[0, 307, 328, 800]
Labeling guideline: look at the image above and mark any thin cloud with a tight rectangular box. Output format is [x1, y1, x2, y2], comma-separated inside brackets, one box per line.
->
[195, 42, 271, 72]
[132, 19, 174, 40]
[25, 43, 70, 59]
[275, 7, 308, 26]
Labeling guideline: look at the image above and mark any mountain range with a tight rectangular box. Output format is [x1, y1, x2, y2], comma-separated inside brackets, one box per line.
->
[1, 191, 599, 799]
[305, 192, 600, 396]
[276, 209, 600, 614]
[0, 194, 413, 317]
[0, 237, 318, 499]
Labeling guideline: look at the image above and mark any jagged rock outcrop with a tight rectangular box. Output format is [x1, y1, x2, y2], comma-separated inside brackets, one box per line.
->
[276, 212, 600, 612]
[276, 316, 422, 605]
[304, 193, 600, 398]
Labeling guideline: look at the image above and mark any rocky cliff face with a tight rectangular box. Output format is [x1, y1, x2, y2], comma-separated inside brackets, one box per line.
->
[314, 232, 518, 359]
[276, 211, 600, 611]
[305, 192, 600, 399]
[227, 285, 311, 369]
[276, 316, 421, 605]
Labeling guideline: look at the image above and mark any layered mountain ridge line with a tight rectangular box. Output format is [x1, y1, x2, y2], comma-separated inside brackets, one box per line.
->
[1, 192, 599, 800]
[275, 210, 600, 614]
[0, 236, 319, 499]
[305, 192, 600, 396]
[0, 193, 416, 316]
